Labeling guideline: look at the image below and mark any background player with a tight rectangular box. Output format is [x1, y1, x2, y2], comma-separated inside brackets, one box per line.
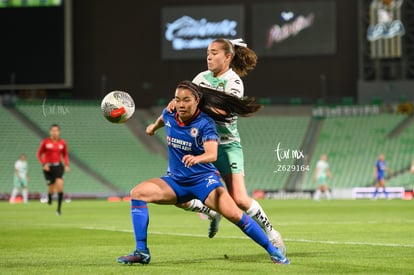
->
[373, 153, 391, 199]
[37, 124, 70, 215]
[168, 38, 286, 255]
[10, 153, 29, 204]
[117, 81, 289, 265]
[313, 154, 333, 201]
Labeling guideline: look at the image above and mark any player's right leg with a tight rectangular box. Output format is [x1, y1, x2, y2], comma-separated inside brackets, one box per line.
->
[175, 199, 221, 238]
[223, 172, 286, 256]
[10, 186, 19, 203]
[118, 177, 177, 265]
[43, 168, 54, 205]
[47, 183, 55, 205]
[204, 187, 290, 265]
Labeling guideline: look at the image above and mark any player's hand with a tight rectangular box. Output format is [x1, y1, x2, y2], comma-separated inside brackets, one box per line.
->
[182, 155, 199, 168]
[146, 124, 157, 136]
[43, 164, 50, 172]
[166, 99, 176, 113]
[65, 165, 70, 172]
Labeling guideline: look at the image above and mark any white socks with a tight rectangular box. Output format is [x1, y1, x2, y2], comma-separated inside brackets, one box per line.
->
[184, 199, 218, 219]
[10, 187, 28, 203]
[10, 187, 19, 202]
[314, 190, 332, 200]
[246, 199, 275, 237]
[22, 188, 28, 203]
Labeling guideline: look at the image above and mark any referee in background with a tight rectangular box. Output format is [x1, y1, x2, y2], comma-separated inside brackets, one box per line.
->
[37, 124, 70, 215]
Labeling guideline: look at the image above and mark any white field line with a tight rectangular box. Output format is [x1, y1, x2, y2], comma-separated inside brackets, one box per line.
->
[81, 226, 414, 248]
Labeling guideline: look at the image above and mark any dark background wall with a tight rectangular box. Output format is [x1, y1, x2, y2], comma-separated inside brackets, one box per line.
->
[72, 0, 358, 107]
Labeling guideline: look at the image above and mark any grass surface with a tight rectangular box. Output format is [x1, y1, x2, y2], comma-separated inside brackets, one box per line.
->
[0, 199, 413, 274]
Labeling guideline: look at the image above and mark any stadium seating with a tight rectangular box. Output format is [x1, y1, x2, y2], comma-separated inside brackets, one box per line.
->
[15, 100, 167, 193]
[0, 103, 111, 194]
[238, 115, 310, 192]
[6, 100, 414, 197]
[300, 114, 414, 190]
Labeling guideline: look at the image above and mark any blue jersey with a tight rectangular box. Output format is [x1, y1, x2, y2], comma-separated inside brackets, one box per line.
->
[162, 108, 219, 185]
[376, 160, 386, 178]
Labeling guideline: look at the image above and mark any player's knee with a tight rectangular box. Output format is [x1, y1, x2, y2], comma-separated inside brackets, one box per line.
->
[130, 182, 150, 200]
[175, 202, 189, 209]
[232, 196, 251, 211]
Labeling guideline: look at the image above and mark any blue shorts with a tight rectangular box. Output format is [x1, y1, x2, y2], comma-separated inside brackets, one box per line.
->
[161, 173, 223, 204]
[377, 174, 385, 181]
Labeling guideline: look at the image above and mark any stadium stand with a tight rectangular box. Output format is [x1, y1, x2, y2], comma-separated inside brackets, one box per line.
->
[14, 100, 167, 193]
[300, 114, 414, 190]
[238, 115, 310, 193]
[5, 99, 413, 198]
[0, 103, 111, 195]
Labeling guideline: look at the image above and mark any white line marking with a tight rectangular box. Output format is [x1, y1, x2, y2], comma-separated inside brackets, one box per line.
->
[81, 226, 414, 248]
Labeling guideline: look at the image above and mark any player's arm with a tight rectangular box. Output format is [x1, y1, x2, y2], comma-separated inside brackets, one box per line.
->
[146, 115, 165, 136]
[182, 140, 218, 168]
[15, 165, 20, 180]
[62, 142, 70, 172]
[327, 168, 333, 179]
[37, 140, 50, 172]
[373, 166, 378, 179]
[166, 99, 176, 113]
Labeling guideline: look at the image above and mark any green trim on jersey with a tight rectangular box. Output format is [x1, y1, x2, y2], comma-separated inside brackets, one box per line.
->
[202, 72, 228, 92]
[193, 69, 243, 145]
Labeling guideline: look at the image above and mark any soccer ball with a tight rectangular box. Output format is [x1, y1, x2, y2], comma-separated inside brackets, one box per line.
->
[101, 91, 135, 123]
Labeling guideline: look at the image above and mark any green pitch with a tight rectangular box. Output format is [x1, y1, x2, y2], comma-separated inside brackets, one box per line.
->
[0, 199, 413, 274]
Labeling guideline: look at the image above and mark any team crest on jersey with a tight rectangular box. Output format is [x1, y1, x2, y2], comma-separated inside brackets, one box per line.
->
[190, 127, 199, 137]
[217, 83, 225, 92]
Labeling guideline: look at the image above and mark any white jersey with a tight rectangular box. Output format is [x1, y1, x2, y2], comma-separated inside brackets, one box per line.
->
[15, 160, 28, 179]
[316, 160, 329, 178]
[193, 69, 243, 144]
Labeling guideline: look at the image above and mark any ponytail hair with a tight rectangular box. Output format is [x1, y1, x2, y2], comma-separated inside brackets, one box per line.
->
[176, 80, 263, 122]
[212, 38, 258, 78]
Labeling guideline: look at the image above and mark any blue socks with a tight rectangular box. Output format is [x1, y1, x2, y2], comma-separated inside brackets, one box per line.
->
[131, 199, 149, 253]
[236, 213, 277, 255]
[373, 188, 388, 198]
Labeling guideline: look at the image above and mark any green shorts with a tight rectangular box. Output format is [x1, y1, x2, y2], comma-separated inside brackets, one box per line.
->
[317, 176, 327, 185]
[214, 142, 244, 176]
[13, 176, 28, 188]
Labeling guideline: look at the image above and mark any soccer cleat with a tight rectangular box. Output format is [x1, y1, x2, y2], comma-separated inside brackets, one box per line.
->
[117, 250, 151, 265]
[56, 210, 61, 216]
[270, 250, 290, 265]
[270, 230, 287, 256]
[208, 214, 221, 238]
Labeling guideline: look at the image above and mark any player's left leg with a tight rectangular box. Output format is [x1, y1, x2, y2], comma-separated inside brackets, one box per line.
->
[321, 184, 332, 200]
[10, 187, 19, 203]
[223, 173, 285, 255]
[204, 187, 289, 265]
[379, 180, 389, 199]
[22, 187, 28, 203]
[118, 177, 177, 265]
[55, 178, 64, 215]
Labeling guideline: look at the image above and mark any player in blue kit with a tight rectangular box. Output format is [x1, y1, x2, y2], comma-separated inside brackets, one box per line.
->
[373, 153, 391, 199]
[117, 81, 289, 265]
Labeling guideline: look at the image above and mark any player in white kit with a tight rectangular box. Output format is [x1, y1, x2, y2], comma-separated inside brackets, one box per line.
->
[10, 154, 29, 204]
[313, 154, 333, 200]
